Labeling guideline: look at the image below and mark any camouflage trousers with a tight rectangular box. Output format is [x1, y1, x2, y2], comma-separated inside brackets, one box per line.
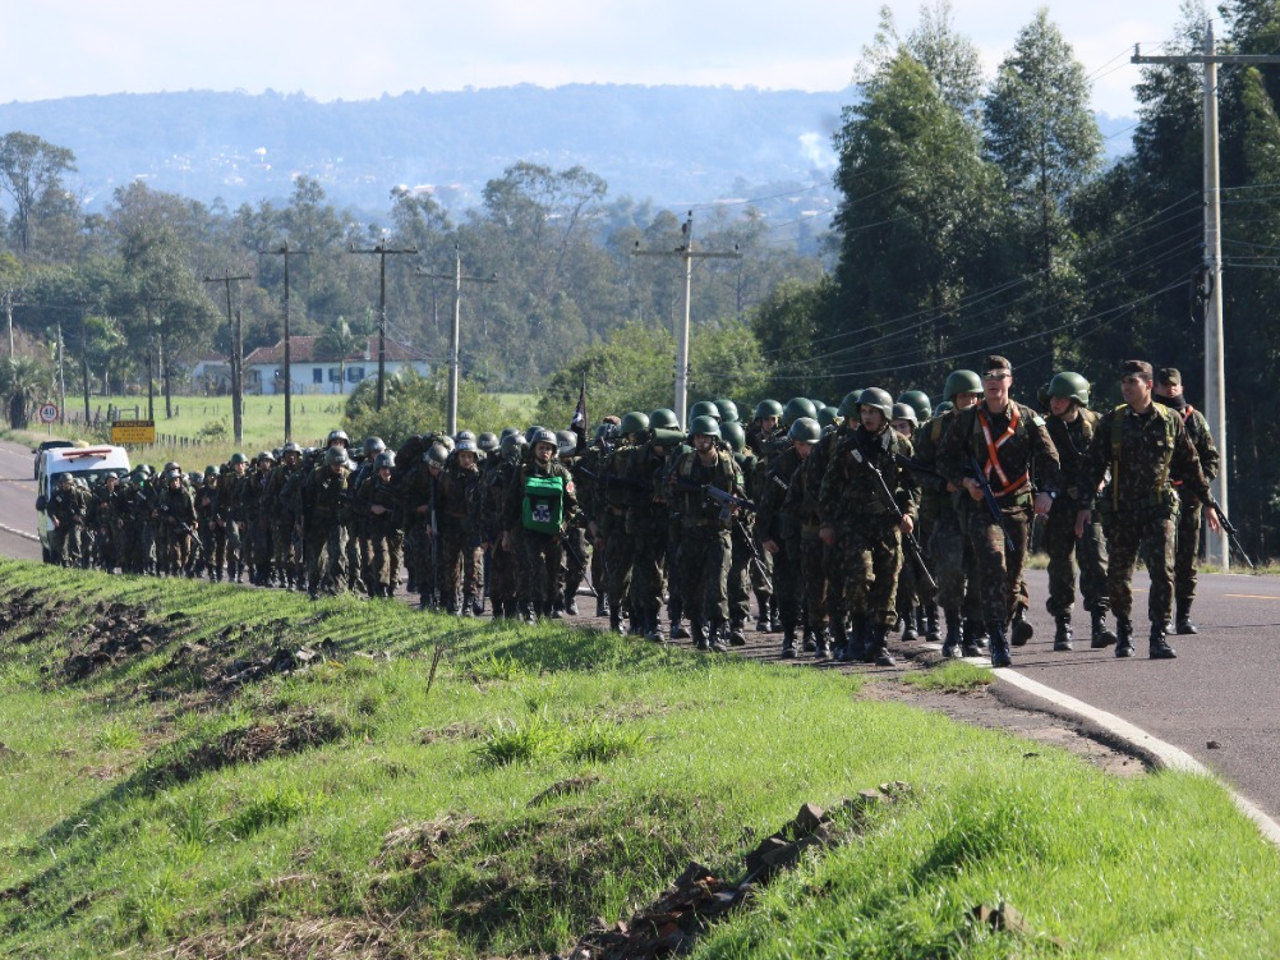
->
[516, 529, 565, 606]
[930, 508, 975, 614]
[1173, 494, 1202, 607]
[1043, 502, 1109, 617]
[306, 521, 348, 596]
[440, 520, 481, 607]
[487, 542, 518, 609]
[966, 502, 1031, 625]
[837, 522, 903, 630]
[366, 524, 404, 596]
[604, 528, 636, 613]
[628, 527, 667, 616]
[1105, 509, 1176, 625]
[824, 537, 871, 627]
[728, 523, 754, 625]
[676, 526, 731, 627]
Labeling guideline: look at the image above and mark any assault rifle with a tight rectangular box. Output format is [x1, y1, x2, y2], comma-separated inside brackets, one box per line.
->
[850, 448, 936, 592]
[703, 485, 758, 522]
[1205, 496, 1255, 570]
[968, 454, 1016, 552]
[893, 453, 949, 486]
[562, 534, 599, 597]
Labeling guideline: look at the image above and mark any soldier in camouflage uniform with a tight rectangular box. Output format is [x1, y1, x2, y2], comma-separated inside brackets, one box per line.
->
[436, 438, 483, 614]
[1153, 367, 1221, 635]
[220, 452, 250, 583]
[269, 443, 306, 590]
[47, 473, 88, 566]
[819, 388, 918, 666]
[1043, 371, 1115, 651]
[481, 434, 523, 618]
[302, 445, 354, 598]
[596, 411, 648, 633]
[760, 416, 823, 658]
[666, 415, 744, 652]
[936, 356, 1059, 668]
[355, 450, 403, 597]
[196, 466, 224, 581]
[155, 468, 197, 576]
[502, 427, 580, 623]
[1075, 360, 1219, 659]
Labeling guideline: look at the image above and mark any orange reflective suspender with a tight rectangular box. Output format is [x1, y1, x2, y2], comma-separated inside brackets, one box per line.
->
[977, 405, 1029, 497]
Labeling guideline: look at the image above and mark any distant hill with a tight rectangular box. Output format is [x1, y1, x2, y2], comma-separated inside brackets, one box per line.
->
[0, 85, 1135, 225]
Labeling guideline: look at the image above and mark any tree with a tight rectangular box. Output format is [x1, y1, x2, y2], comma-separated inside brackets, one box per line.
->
[0, 132, 76, 254]
[315, 317, 363, 392]
[984, 9, 1102, 271]
[343, 368, 501, 447]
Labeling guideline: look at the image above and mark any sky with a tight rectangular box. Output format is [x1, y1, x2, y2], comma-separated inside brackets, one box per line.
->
[1, 0, 1197, 118]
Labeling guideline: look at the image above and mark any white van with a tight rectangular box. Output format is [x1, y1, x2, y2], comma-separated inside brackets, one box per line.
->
[35, 444, 132, 562]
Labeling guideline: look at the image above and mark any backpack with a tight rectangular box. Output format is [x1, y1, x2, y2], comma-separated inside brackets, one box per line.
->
[522, 474, 565, 534]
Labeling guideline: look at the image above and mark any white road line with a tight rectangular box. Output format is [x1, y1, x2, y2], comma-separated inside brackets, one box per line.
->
[0, 521, 38, 543]
[995, 667, 1280, 848]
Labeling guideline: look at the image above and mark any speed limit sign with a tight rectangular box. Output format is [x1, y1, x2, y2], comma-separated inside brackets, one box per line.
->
[38, 402, 58, 424]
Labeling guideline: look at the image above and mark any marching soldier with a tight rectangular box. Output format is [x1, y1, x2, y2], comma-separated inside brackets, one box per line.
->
[1153, 367, 1220, 635]
[1075, 360, 1219, 659]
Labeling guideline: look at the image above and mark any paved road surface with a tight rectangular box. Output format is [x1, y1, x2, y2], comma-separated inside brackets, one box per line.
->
[0, 437, 1275, 827]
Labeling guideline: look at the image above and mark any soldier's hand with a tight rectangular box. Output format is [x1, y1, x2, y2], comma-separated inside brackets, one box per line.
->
[1207, 508, 1222, 534]
[763, 539, 780, 554]
[370, 504, 387, 515]
[1033, 492, 1053, 518]
[588, 520, 597, 538]
[898, 515, 914, 536]
[819, 525, 836, 547]
[1074, 508, 1091, 539]
[501, 531, 512, 552]
[963, 478, 984, 501]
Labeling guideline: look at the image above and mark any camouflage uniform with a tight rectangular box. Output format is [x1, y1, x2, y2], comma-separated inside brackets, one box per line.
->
[936, 398, 1060, 658]
[1044, 407, 1110, 629]
[1165, 397, 1219, 629]
[667, 446, 744, 650]
[47, 477, 88, 566]
[156, 476, 197, 576]
[355, 465, 403, 597]
[758, 441, 819, 656]
[1078, 400, 1212, 652]
[503, 454, 580, 618]
[436, 456, 483, 613]
[480, 450, 521, 617]
[196, 474, 224, 580]
[616, 440, 671, 638]
[302, 458, 353, 598]
[819, 424, 917, 663]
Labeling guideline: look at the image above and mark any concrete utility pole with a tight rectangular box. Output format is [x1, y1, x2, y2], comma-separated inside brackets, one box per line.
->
[203, 271, 251, 446]
[141, 296, 167, 424]
[349, 240, 417, 411]
[417, 246, 497, 436]
[261, 243, 307, 441]
[632, 212, 741, 429]
[1133, 25, 1280, 569]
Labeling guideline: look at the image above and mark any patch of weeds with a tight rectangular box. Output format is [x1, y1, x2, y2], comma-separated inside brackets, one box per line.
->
[154, 710, 348, 787]
[466, 653, 527, 684]
[900, 660, 994, 693]
[475, 714, 561, 767]
[165, 787, 218, 849]
[93, 720, 142, 751]
[566, 722, 645, 764]
[227, 784, 317, 838]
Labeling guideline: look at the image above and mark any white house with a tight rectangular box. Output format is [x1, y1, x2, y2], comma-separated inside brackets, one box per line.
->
[242, 335, 432, 396]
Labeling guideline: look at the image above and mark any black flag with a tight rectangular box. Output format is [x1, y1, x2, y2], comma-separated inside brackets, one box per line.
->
[570, 377, 588, 453]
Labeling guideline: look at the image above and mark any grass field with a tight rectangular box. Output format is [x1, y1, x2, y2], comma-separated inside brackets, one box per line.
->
[2, 559, 1279, 959]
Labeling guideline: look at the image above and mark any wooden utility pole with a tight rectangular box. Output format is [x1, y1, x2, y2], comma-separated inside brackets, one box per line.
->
[141, 296, 167, 423]
[203, 271, 251, 445]
[1133, 26, 1280, 569]
[261, 243, 307, 440]
[632, 212, 740, 429]
[349, 240, 417, 410]
[417, 246, 496, 436]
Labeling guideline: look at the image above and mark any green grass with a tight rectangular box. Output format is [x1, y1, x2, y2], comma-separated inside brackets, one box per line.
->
[899, 659, 996, 692]
[1, 558, 1279, 959]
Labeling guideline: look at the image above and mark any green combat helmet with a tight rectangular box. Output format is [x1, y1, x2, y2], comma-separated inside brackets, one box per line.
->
[325, 445, 351, 467]
[689, 400, 721, 423]
[721, 420, 747, 453]
[689, 415, 721, 438]
[1048, 371, 1090, 407]
[229, 452, 249, 466]
[897, 389, 932, 422]
[753, 399, 783, 422]
[891, 402, 918, 428]
[816, 405, 840, 429]
[943, 370, 983, 402]
[649, 408, 680, 430]
[714, 398, 740, 423]
[836, 389, 864, 420]
[788, 417, 822, 444]
[782, 397, 818, 428]
[857, 388, 894, 418]
[619, 411, 650, 438]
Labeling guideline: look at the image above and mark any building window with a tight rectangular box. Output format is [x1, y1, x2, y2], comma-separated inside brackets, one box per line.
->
[313, 368, 323, 384]
[347, 366, 365, 383]
[328, 367, 341, 382]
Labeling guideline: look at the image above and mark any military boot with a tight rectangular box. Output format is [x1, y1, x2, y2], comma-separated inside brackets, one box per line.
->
[802, 626, 817, 653]
[963, 619, 988, 653]
[1090, 608, 1118, 647]
[900, 607, 919, 642]
[849, 612, 869, 663]
[941, 609, 962, 658]
[1010, 606, 1033, 646]
[755, 591, 772, 632]
[925, 605, 942, 643]
[691, 619, 708, 651]
[1053, 614, 1073, 652]
[462, 593, 477, 617]
[869, 624, 896, 667]
[728, 620, 748, 646]
[563, 590, 579, 617]
[595, 593, 609, 618]
[988, 621, 1012, 668]
[1149, 621, 1178, 659]
[814, 628, 832, 660]
[609, 608, 626, 636]
[830, 619, 849, 662]
[669, 599, 690, 640]
[1115, 619, 1135, 658]
[780, 628, 797, 659]
[1175, 600, 1198, 635]
[521, 601, 538, 626]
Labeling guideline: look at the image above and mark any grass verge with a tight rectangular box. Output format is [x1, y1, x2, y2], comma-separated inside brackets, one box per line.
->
[0, 558, 1278, 959]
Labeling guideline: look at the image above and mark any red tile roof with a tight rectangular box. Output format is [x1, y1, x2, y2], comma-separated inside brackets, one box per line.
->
[243, 335, 430, 366]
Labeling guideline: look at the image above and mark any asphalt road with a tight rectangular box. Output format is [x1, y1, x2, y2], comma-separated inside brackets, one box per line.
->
[0, 436, 1275, 827]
